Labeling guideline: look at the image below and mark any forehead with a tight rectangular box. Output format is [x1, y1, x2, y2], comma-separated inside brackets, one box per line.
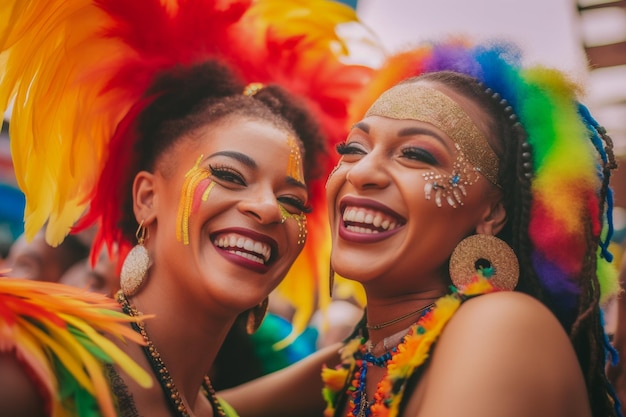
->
[161, 116, 295, 170]
[197, 116, 291, 147]
[365, 81, 499, 185]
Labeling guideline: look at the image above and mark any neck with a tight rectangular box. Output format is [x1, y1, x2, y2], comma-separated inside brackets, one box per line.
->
[128, 284, 236, 406]
[366, 324, 415, 357]
[365, 288, 446, 342]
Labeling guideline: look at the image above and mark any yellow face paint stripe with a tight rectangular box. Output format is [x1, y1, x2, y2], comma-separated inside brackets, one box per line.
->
[176, 155, 211, 245]
[287, 135, 305, 184]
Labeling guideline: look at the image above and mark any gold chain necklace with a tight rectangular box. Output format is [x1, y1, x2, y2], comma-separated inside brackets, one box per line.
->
[366, 302, 435, 330]
[117, 291, 226, 417]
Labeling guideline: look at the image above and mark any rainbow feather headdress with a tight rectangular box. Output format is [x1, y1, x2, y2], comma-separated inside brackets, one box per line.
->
[0, 0, 378, 332]
[349, 39, 619, 329]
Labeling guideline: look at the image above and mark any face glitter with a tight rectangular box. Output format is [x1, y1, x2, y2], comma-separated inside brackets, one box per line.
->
[422, 144, 481, 208]
[286, 135, 305, 184]
[279, 205, 307, 245]
[365, 83, 499, 186]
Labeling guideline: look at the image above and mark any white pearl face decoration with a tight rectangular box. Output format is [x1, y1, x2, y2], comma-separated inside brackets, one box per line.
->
[422, 144, 481, 208]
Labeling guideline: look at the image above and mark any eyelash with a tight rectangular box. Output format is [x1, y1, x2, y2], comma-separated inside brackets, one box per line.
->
[336, 142, 364, 155]
[280, 197, 313, 214]
[400, 147, 438, 165]
[337, 143, 438, 165]
[210, 164, 311, 214]
[209, 164, 246, 186]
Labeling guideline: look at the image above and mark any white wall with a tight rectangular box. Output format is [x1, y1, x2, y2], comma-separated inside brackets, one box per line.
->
[356, 0, 588, 74]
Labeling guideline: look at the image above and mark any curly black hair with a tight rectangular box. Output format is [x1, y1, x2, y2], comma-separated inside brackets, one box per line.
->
[117, 60, 326, 242]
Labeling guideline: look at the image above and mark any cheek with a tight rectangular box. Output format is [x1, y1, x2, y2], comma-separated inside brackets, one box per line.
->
[325, 164, 348, 212]
[191, 179, 215, 214]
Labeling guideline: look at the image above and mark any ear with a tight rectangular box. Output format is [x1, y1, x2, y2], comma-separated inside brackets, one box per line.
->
[476, 200, 507, 236]
[133, 171, 157, 225]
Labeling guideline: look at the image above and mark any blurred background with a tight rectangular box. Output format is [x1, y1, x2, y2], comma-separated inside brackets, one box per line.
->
[1, 0, 625, 257]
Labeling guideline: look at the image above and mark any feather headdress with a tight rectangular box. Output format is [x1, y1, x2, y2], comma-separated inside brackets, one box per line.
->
[0, 0, 378, 332]
[0, 278, 152, 417]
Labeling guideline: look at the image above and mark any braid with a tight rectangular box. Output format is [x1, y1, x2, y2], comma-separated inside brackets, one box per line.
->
[570, 124, 620, 417]
[509, 126, 544, 300]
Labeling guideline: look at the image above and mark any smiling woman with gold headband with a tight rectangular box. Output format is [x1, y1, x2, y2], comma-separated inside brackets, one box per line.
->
[0, 0, 375, 416]
[220, 39, 621, 417]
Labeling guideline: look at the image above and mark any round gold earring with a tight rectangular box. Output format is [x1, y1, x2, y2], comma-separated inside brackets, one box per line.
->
[449, 234, 519, 291]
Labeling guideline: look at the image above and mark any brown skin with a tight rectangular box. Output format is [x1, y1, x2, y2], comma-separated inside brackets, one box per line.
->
[222, 81, 592, 417]
[0, 115, 311, 416]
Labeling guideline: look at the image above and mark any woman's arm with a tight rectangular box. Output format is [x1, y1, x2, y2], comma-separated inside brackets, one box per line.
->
[219, 342, 342, 417]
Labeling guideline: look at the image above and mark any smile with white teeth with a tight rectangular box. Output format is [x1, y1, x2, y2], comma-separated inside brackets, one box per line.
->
[213, 233, 271, 264]
[342, 206, 402, 233]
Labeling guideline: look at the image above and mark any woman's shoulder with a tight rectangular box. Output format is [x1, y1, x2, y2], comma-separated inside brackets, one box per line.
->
[410, 290, 591, 417]
[440, 290, 579, 372]
[455, 289, 559, 328]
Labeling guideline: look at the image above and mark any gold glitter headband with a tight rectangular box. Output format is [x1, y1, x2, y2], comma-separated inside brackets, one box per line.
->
[365, 83, 499, 185]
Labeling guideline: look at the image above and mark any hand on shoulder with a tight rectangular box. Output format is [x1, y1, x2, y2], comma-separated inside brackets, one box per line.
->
[410, 291, 591, 417]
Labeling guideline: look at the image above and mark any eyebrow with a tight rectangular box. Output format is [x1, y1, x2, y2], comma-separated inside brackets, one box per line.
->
[209, 151, 257, 169]
[286, 176, 307, 190]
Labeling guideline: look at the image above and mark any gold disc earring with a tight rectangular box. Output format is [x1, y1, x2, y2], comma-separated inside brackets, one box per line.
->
[449, 234, 519, 291]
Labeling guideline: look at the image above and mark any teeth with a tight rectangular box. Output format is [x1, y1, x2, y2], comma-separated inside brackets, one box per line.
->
[342, 206, 401, 232]
[214, 234, 271, 263]
[347, 225, 378, 234]
[232, 250, 264, 264]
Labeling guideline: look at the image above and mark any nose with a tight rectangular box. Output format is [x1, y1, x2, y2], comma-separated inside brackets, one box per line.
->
[345, 151, 390, 190]
[238, 187, 283, 225]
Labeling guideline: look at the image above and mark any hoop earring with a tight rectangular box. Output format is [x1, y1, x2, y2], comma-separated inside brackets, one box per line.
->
[246, 297, 269, 335]
[449, 234, 519, 291]
[120, 220, 151, 296]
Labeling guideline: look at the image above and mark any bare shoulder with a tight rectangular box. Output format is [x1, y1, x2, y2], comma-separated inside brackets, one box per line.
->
[0, 352, 46, 417]
[411, 291, 591, 417]
[450, 290, 562, 333]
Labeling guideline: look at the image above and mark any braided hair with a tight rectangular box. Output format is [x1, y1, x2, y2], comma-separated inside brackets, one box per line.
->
[417, 67, 619, 417]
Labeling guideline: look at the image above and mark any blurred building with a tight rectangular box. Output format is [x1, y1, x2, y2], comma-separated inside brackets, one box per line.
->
[578, 0, 626, 211]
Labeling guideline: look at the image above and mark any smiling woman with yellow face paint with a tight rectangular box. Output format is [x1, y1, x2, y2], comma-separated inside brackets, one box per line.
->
[0, 1, 375, 416]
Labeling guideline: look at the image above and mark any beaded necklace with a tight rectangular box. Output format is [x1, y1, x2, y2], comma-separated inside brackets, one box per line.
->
[321, 278, 496, 417]
[117, 291, 226, 417]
